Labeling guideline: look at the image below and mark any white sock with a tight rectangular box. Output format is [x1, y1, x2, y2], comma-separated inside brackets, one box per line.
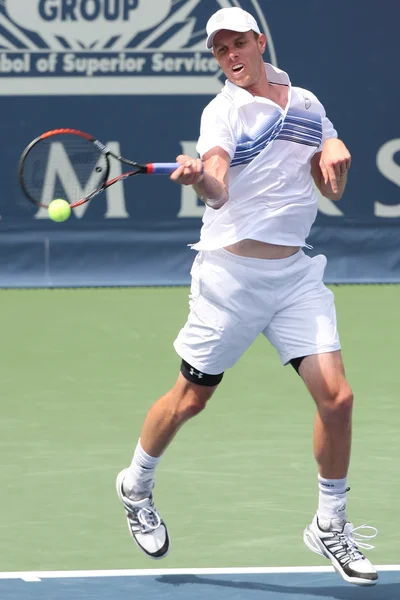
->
[122, 440, 161, 501]
[317, 475, 348, 527]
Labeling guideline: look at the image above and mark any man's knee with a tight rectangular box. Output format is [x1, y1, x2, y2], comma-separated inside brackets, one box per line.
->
[317, 383, 354, 423]
[177, 390, 210, 420]
[172, 386, 213, 421]
[170, 362, 221, 421]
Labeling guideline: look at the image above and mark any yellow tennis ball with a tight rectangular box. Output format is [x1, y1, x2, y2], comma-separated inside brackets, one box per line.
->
[48, 199, 71, 222]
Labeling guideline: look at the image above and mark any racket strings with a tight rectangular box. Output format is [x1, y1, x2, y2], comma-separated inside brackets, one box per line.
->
[21, 134, 108, 207]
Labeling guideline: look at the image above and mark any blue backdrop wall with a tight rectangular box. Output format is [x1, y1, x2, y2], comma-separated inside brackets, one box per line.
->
[0, 0, 399, 287]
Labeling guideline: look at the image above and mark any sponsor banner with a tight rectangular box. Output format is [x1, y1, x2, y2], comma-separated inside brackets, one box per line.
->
[0, 0, 399, 286]
[0, 0, 276, 93]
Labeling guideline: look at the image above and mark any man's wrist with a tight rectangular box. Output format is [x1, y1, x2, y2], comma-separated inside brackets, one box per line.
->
[205, 197, 222, 209]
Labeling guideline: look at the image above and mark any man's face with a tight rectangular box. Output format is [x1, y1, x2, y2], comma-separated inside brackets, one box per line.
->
[212, 29, 266, 89]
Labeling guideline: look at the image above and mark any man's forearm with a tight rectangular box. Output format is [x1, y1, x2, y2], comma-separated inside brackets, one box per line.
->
[193, 172, 228, 209]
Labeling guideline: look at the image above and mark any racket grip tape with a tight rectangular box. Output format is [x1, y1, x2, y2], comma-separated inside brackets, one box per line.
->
[146, 163, 204, 175]
[146, 163, 180, 174]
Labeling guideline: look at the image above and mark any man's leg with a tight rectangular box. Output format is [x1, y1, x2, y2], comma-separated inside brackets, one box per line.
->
[299, 350, 352, 483]
[262, 252, 377, 583]
[298, 351, 352, 525]
[116, 368, 221, 560]
[299, 350, 378, 585]
[124, 372, 219, 497]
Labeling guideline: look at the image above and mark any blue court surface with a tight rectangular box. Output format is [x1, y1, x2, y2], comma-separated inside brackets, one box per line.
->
[0, 567, 399, 600]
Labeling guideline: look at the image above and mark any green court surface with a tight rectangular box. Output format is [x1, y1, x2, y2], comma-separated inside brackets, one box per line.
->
[0, 285, 398, 572]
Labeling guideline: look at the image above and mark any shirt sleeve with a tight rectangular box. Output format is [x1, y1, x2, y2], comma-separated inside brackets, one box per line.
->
[314, 94, 338, 150]
[320, 112, 338, 150]
[296, 88, 338, 151]
[196, 97, 237, 159]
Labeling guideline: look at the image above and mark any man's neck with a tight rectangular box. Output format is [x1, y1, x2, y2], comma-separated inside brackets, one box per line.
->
[243, 73, 270, 98]
[244, 79, 288, 110]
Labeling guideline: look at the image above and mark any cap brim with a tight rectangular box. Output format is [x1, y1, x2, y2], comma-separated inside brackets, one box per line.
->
[206, 26, 252, 49]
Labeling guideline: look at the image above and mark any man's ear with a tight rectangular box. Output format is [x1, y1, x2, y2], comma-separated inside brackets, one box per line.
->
[258, 33, 267, 54]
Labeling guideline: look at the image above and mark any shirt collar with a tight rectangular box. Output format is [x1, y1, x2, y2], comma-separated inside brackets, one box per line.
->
[222, 63, 291, 108]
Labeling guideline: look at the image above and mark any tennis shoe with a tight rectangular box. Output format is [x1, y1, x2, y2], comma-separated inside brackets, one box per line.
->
[116, 469, 170, 559]
[303, 514, 378, 585]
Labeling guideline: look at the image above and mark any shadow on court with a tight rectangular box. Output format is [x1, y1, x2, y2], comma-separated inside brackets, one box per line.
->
[158, 574, 398, 599]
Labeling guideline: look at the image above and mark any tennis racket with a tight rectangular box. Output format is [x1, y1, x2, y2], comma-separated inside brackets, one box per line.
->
[18, 128, 186, 209]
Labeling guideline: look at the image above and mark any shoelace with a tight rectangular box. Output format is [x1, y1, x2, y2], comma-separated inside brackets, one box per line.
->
[349, 524, 378, 550]
[335, 524, 378, 564]
[136, 506, 161, 533]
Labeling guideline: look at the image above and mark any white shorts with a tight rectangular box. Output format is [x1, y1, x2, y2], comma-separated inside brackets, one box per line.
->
[173, 249, 341, 375]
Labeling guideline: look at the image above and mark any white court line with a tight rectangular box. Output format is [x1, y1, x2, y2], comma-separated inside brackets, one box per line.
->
[0, 566, 399, 582]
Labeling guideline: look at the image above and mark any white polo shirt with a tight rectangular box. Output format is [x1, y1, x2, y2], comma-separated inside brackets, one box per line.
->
[192, 63, 337, 251]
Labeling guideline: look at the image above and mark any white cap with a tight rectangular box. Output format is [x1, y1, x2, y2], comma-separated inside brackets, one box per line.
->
[206, 7, 261, 49]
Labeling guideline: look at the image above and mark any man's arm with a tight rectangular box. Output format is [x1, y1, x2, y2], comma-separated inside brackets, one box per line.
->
[170, 147, 231, 210]
[311, 138, 351, 201]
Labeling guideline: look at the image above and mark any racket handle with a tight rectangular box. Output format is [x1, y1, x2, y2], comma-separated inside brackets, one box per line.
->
[146, 162, 204, 175]
[146, 162, 180, 174]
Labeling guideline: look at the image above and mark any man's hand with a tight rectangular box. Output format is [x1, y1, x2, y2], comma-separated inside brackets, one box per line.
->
[170, 154, 204, 186]
[320, 138, 351, 195]
[170, 148, 230, 210]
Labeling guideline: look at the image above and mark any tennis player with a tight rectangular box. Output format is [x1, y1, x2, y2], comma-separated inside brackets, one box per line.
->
[116, 7, 378, 585]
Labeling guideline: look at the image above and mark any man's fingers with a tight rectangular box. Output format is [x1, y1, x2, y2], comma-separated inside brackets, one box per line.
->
[185, 158, 203, 176]
[169, 163, 185, 181]
[334, 162, 342, 182]
[340, 162, 348, 178]
[176, 154, 190, 163]
[182, 168, 198, 184]
[182, 161, 199, 183]
[320, 160, 328, 185]
[327, 164, 338, 193]
[336, 156, 350, 179]
[170, 158, 203, 185]
[170, 156, 194, 180]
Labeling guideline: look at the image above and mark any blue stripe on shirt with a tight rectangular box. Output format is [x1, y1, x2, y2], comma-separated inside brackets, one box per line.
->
[230, 108, 323, 167]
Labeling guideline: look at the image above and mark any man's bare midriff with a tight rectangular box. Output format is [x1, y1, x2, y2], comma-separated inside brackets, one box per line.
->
[224, 239, 300, 259]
